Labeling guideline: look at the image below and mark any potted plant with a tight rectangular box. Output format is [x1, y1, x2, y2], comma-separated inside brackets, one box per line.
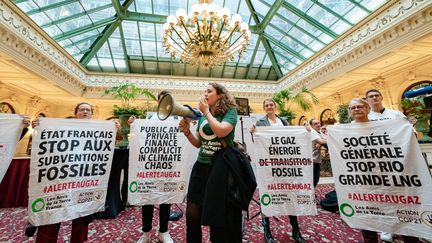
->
[103, 83, 156, 147]
[336, 104, 353, 124]
[401, 97, 431, 142]
[273, 86, 319, 124]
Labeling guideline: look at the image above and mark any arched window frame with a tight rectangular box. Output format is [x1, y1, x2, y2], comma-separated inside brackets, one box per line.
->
[0, 102, 15, 114]
[320, 108, 337, 125]
[298, 115, 308, 125]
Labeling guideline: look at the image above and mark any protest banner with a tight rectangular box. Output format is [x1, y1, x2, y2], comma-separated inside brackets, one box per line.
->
[327, 118, 432, 238]
[128, 119, 197, 205]
[0, 114, 22, 182]
[28, 118, 116, 226]
[250, 126, 316, 216]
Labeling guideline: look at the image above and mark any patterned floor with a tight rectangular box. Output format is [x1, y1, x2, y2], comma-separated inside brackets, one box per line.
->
[1, 183, 425, 243]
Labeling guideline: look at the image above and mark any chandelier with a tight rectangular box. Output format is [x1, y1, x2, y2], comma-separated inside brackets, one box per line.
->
[161, 0, 251, 69]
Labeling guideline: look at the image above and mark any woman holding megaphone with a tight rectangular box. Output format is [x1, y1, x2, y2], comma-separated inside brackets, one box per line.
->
[179, 83, 241, 243]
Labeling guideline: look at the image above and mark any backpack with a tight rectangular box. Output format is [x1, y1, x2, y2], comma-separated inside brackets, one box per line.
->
[320, 190, 339, 213]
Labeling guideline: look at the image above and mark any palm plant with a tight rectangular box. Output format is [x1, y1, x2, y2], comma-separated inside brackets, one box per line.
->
[273, 86, 319, 124]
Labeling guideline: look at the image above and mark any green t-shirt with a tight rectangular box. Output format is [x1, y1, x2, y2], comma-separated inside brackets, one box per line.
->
[196, 108, 238, 164]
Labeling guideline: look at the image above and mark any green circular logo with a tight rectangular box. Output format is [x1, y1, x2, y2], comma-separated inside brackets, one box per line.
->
[340, 203, 355, 217]
[129, 181, 138, 193]
[32, 198, 45, 212]
[261, 194, 271, 206]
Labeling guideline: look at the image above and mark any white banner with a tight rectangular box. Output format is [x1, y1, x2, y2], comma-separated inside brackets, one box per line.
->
[327, 118, 432, 238]
[28, 118, 116, 226]
[0, 114, 22, 182]
[128, 119, 197, 205]
[250, 126, 317, 216]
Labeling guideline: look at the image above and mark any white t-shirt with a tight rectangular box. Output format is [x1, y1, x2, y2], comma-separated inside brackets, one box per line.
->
[310, 129, 324, 163]
[368, 108, 406, 121]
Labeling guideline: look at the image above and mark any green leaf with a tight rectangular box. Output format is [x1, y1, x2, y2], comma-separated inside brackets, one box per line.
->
[102, 83, 157, 116]
[272, 86, 319, 121]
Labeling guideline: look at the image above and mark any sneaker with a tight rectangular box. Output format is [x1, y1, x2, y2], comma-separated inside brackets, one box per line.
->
[159, 231, 174, 243]
[380, 232, 393, 242]
[137, 232, 150, 243]
[168, 210, 183, 221]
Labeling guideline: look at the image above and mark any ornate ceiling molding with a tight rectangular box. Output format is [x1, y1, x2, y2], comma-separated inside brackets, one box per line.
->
[0, 0, 277, 99]
[281, 0, 432, 92]
[83, 78, 273, 103]
[1, 0, 431, 100]
[0, 1, 85, 95]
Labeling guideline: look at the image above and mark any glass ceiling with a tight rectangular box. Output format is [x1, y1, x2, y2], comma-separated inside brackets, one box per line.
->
[13, 0, 388, 81]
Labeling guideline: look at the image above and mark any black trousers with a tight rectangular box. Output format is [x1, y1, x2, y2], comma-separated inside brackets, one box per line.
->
[313, 163, 321, 187]
[142, 204, 171, 233]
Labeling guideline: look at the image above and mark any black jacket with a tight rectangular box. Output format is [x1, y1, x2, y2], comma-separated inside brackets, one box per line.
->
[201, 146, 257, 227]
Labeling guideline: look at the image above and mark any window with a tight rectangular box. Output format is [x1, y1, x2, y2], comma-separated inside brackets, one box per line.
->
[0, 102, 15, 113]
[298, 115, 308, 125]
[320, 109, 336, 125]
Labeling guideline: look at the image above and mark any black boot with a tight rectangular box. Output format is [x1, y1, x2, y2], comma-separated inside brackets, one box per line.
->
[24, 223, 37, 237]
[262, 217, 275, 243]
[292, 228, 305, 243]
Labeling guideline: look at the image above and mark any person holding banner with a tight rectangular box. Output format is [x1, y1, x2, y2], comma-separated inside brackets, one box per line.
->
[20, 115, 30, 139]
[366, 89, 408, 122]
[0, 113, 30, 183]
[178, 82, 240, 243]
[31, 102, 117, 243]
[251, 98, 305, 243]
[309, 119, 327, 188]
[347, 98, 420, 243]
[365, 89, 418, 242]
[130, 90, 174, 243]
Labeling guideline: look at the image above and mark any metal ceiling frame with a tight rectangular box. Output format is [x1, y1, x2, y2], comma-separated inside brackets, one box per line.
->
[266, 22, 315, 54]
[12, 0, 386, 81]
[347, 0, 372, 14]
[256, 2, 326, 45]
[310, 0, 354, 27]
[63, 33, 102, 49]
[80, 19, 120, 65]
[264, 34, 306, 61]
[80, 0, 133, 65]
[118, 23, 131, 73]
[53, 17, 117, 41]
[26, 0, 79, 15]
[281, 1, 338, 39]
[245, 0, 282, 78]
[40, 3, 113, 29]
[266, 12, 326, 46]
[257, 0, 284, 33]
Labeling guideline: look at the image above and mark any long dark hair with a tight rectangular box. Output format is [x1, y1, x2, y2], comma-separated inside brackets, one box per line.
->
[209, 82, 237, 116]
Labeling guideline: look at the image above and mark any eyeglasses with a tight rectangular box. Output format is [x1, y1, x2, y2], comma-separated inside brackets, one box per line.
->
[264, 103, 275, 107]
[349, 105, 366, 110]
[367, 94, 381, 98]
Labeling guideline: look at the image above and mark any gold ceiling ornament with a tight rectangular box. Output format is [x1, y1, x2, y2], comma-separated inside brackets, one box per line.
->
[162, 0, 251, 69]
